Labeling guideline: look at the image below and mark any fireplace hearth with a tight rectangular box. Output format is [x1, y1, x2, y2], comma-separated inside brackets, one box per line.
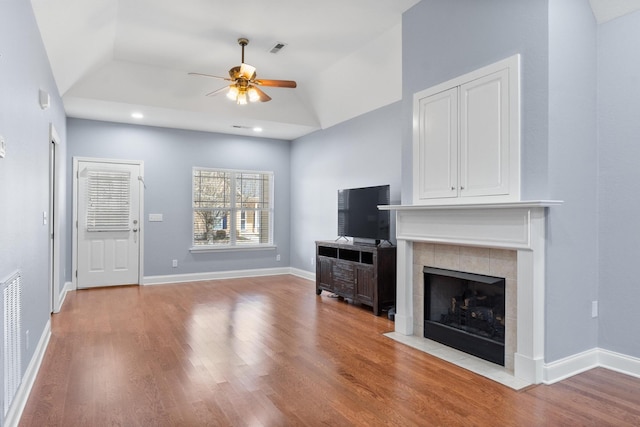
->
[424, 267, 506, 366]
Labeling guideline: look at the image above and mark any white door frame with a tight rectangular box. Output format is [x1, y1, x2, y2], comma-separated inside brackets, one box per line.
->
[49, 124, 62, 312]
[72, 157, 145, 289]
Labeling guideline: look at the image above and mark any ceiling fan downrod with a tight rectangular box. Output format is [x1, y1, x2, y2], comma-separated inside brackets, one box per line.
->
[238, 38, 249, 63]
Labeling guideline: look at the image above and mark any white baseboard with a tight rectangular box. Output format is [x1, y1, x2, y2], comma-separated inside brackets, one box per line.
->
[543, 347, 640, 384]
[598, 348, 640, 379]
[543, 348, 599, 384]
[3, 320, 51, 427]
[143, 267, 294, 285]
[289, 268, 314, 281]
[54, 281, 74, 313]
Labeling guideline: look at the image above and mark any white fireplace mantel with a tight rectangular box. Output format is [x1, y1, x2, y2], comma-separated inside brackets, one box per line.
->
[380, 200, 562, 384]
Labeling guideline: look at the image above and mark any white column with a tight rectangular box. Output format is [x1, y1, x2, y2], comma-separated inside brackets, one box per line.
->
[394, 239, 414, 335]
[514, 208, 546, 384]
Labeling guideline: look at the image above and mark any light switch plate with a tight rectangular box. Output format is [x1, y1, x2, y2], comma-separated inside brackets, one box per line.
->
[149, 213, 163, 222]
[0, 135, 6, 158]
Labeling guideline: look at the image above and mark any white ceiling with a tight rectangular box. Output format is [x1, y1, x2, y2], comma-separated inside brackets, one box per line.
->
[589, 0, 640, 23]
[30, 0, 640, 140]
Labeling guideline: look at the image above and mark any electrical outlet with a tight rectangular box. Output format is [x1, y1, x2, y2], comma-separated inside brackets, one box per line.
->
[172, 259, 178, 268]
[276, 254, 281, 261]
[311, 257, 315, 266]
[591, 300, 598, 318]
[0, 134, 6, 158]
[26, 330, 29, 350]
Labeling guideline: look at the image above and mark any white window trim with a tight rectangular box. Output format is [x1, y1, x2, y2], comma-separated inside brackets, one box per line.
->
[189, 244, 277, 253]
[191, 167, 274, 250]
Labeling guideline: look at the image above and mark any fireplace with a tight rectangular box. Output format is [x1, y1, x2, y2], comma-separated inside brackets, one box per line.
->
[380, 201, 561, 385]
[424, 267, 505, 366]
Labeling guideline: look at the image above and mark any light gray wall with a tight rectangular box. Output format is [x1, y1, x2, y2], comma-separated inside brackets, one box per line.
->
[289, 102, 402, 272]
[67, 119, 291, 279]
[546, 0, 599, 361]
[402, 0, 550, 203]
[0, 0, 67, 409]
[402, 0, 602, 362]
[598, 10, 640, 357]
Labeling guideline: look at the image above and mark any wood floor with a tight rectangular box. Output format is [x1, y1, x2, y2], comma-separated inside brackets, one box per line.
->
[19, 275, 640, 426]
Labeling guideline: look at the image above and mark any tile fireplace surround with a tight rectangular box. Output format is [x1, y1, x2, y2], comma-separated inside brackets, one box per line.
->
[380, 201, 561, 389]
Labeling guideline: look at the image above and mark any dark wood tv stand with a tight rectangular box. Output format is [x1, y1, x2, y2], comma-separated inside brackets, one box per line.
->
[315, 240, 396, 316]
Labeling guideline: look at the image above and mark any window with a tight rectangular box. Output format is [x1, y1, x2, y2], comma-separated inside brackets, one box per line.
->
[192, 168, 273, 248]
[86, 170, 131, 232]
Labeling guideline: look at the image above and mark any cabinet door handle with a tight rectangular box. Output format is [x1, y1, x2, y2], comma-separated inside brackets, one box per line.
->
[460, 186, 465, 190]
[451, 186, 455, 191]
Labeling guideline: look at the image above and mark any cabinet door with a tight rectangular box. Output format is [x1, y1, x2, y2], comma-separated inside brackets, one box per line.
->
[355, 265, 375, 306]
[459, 68, 510, 197]
[317, 257, 333, 290]
[415, 87, 459, 201]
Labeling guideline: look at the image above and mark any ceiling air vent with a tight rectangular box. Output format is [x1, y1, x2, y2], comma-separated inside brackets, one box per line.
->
[269, 42, 287, 54]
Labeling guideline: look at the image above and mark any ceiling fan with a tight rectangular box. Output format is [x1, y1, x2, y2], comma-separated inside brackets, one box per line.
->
[189, 38, 297, 104]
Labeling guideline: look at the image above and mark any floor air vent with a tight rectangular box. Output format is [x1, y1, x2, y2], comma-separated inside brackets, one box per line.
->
[2, 271, 22, 417]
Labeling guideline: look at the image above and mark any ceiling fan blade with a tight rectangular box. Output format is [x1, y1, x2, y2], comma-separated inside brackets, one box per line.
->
[205, 86, 230, 97]
[252, 86, 272, 102]
[240, 63, 256, 80]
[254, 79, 297, 88]
[188, 72, 232, 81]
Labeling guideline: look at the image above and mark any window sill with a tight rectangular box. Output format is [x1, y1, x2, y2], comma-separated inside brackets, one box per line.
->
[189, 244, 277, 253]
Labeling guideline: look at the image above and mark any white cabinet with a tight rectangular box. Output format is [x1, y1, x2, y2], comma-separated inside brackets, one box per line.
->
[413, 55, 520, 205]
[415, 87, 459, 200]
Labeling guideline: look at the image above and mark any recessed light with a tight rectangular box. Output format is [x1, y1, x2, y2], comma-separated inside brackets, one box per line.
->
[131, 112, 144, 119]
[253, 127, 263, 132]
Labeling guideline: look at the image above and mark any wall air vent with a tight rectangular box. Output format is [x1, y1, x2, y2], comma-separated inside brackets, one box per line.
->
[269, 42, 287, 54]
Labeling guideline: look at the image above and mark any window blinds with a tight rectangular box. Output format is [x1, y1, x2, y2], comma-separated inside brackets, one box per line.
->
[86, 170, 131, 232]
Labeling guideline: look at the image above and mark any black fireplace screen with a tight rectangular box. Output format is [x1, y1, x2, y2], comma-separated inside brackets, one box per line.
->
[424, 267, 506, 365]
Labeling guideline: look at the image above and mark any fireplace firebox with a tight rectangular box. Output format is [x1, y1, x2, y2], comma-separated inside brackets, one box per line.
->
[424, 267, 505, 366]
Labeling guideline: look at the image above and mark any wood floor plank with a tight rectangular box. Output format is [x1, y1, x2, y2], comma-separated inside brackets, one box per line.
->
[19, 275, 640, 426]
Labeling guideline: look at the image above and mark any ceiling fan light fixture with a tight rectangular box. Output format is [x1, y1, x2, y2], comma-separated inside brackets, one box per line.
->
[248, 87, 260, 103]
[236, 91, 248, 105]
[227, 85, 239, 100]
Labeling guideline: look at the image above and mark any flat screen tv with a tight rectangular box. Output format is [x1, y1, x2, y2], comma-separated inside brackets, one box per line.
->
[337, 185, 390, 242]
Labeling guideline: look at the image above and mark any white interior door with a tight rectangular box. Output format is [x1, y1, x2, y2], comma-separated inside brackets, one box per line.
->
[76, 160, 142, 288]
